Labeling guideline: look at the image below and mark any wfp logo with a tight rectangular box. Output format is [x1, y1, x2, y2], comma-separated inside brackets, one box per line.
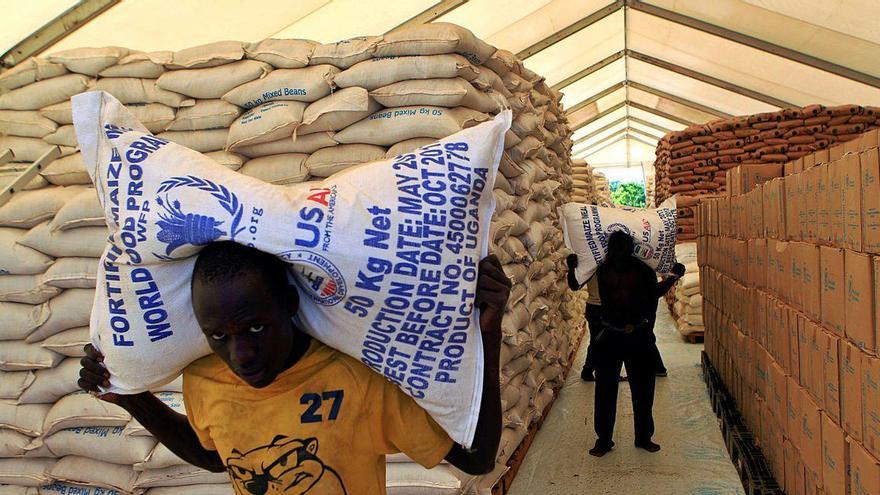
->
[278, 250, 347, 306]
[153, 176, 245, 258]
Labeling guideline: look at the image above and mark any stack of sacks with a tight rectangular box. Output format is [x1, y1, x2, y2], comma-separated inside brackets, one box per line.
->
[670, 243, 703, 338]
[654, 104, 880, 224]
[0, 23, 583, 493]
[592, 171, 611, 205]
[645, 174, 656, 208]
[569, 159, 596, 204]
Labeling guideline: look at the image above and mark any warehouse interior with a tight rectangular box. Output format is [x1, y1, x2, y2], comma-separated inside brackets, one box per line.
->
[1, 1, 880, 494]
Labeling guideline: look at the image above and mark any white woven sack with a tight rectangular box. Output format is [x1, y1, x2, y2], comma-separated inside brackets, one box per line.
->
[560, 198, 678, 283]
[0, 58, 67, 91]
[0, 302, 49, 341]
[0, 228, 53, 275]
[43, 392, 130, 436]
[49, 456, 139, 493]
[74, 91, 510, 446]
[42, 425, 156, 465]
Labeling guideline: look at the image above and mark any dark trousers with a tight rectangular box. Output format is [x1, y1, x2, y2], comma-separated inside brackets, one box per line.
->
[593, 331, 657, 445]
[584, 305, 665, 374]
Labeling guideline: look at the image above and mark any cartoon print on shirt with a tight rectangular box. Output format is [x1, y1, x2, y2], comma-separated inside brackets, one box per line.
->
[226, 435, 347, 494]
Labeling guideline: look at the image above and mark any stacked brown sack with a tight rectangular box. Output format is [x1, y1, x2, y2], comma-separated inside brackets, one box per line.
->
[0, 23, 583, 494]
[569, 159, 597, 204]
[654, 105, 880, 241]
[592, 170, 611, 206]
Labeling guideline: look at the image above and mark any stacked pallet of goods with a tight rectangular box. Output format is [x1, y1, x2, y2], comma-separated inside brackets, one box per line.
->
[569, 159, 597, 205]
[592, 170, 611, 205]
[698, 127, 880, 495]
[668, 242, 703, 341]
[655, 104, 880, 338]
[644, 173, 656, 208]
[0, 23, 584, 494]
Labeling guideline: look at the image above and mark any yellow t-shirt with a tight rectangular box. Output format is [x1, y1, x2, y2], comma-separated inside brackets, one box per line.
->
[183, 340, 453, 495]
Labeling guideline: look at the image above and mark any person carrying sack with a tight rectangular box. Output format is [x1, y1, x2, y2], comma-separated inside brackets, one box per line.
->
[78, 242, 511, 493]
[567, 254, 669, 381]
[587, 231, 684, 457]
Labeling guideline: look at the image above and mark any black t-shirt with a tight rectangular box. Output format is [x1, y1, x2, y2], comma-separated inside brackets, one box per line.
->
[597, 256, 662, 328]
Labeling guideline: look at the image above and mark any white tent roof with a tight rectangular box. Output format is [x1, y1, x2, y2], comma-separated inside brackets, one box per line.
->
[3, 0, 879, 171]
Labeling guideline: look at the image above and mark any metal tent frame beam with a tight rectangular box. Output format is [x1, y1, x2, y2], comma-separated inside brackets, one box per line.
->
[575, 128, 628, 155]
[571, 101, 627, 131]
[1, 0, 120, 68]
[628, 102, 697, 126]
[566, 81, 626, 114]
[573, 116, 628, 145]
[627, 0, 880, 89]
[626, 50, 796, 109]
[629, 116, 674, 135]
[388, 0, 469, 33]
[627, 126, 662, 142]
[627, 80, 732, 119]
[516, 0, 624, 60]
[577, 134, 628, 157]
[552, 50, 625, 91]
[628, 133, 659, 148]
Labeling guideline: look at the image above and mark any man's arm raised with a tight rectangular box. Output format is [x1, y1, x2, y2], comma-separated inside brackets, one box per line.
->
[78, 344, 225, 472]
[445, 255, 509, 475]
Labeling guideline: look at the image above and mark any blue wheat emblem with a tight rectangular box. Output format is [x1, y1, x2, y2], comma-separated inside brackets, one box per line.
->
[154, 176, 245, 258]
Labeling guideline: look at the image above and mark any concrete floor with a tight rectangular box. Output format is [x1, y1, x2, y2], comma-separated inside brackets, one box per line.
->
[508, 305, 745, 495]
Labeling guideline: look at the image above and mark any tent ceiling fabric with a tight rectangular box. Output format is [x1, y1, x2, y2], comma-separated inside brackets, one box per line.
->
[4, 0, 879, 171]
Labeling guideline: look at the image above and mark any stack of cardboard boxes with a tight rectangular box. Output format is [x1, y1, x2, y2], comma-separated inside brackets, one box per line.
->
[698, 128, 880, 495]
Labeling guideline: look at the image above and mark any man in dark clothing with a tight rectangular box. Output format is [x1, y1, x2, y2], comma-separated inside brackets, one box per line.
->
[567, 256, 668, 382]
[587, 231, 684, 457]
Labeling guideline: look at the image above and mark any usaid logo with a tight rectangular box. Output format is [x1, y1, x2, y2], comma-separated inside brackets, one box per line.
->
[279, 250, 347, 306]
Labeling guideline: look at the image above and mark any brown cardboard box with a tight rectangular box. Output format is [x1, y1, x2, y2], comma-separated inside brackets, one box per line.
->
[780, 242, 792, 303]
[822, 330, 842, 425]
[819, 163, 832, 244]
[831, 143, 846, 162]
[767, 363, 788, 433]
[844, 153, 864, 251]
[735, 163, 784, 194]
[801, 318, 816, 393]
[821, 246, 846, 337]
[846, 136, 863, 155]
[812, 323, 826, 409]
[821, 413, 849, 495]
[809, 165, 820, 242]
[785, 439, 798, 495]
[831, 160, 846, 247]
[757, 344, 770, 400]
[792, 243, 805, 311]
[861, 128, 880, 151]
[863, 353, 880, 460]
[768, 239, 779, 294]
[863, 148, 880, 254]
[804, 244, 822, 322]
[841, 340, 864, 441]
[845, 250, 875, 353]
[798, 457, 809, 495]
[817, 149, 831, 166]
[850, 439, 880, 495]
[789, 377, 803, 448]
[752, 186, 765, 238]
[788, 174, 801, 241]
[801, 390, 824, 481]
[790, 310, 802, 384]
